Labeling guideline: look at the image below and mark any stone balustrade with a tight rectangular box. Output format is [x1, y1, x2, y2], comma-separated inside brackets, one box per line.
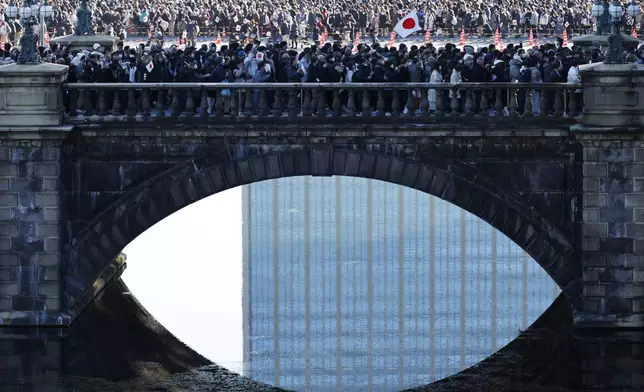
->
[61, 82, 582, 123]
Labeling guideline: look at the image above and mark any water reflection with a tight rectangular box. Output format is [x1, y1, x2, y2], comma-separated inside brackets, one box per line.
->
[242, 177, 559, 391]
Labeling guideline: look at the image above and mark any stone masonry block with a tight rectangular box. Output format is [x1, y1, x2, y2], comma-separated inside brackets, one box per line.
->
[42, 178, 58, 191]
[584, 284, 607, 297]
[627, 223, 644, 238]
[629, 164, 644, 177]
[37, 283, 59, 298]
[0, 163, 17, 177]
[42, 147, 60, 161]
[37, 253, 60, 266]
[35, 223, 58, 237]
[584, 268, 602, 282]
[635, 179, 644, 192]
[635, 208, 644, 223]
[0, 238, 11, 251]
[584, 253, 607, 267]
[34, 163, 58, 177]
[584, 178, 600, 192]
[43, 207, 59, 221]
[635, 148, 644, 162]
[634, 270, 644, 282]
[584, 148, 599, 161]
[606, 283, 644, 298]
[626, 194, 644, 207]
[636, 239, 644, 253]
[584, 238, 600, 252]
[584, 223, 608, 238]
[34, 193, 59, 207]
[633, 299, 644, 312]
[608, 254, 644, 268]
[584, 298, 601, 312]
[583, 163, 608, 177]
[44, 238, 58, 252]
[585, 194, 607, 207]
[584, 208, 599, 222]
[0, 193, 17, 207]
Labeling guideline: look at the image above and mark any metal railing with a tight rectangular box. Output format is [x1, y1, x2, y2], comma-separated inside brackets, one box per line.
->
[61, 82, 583, 123]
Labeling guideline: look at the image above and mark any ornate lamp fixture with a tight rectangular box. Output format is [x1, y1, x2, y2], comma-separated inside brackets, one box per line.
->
[605, 0, 640, 63]
[5, 0, 54, 64]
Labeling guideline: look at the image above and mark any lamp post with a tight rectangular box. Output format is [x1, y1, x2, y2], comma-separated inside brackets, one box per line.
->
[5, 0, 54, 64]
[605, 0, 640, 63]
[592, 0, 607, 35]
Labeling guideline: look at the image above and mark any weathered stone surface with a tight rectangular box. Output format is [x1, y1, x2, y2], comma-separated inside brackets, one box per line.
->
[51, 128, 579, 327]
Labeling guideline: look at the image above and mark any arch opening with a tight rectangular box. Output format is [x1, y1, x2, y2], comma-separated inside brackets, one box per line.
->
[120, 176, 561, 391]
[64, 147, 576, 319]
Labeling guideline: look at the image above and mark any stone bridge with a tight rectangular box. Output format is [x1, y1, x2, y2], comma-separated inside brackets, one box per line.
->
[0, 62, 642, 331]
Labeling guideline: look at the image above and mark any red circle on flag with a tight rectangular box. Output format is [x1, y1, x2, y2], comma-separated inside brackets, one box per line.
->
[402, 18, 416, 29]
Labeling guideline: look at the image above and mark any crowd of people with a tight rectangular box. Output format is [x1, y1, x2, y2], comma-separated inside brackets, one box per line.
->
[0, 0, 644, 46]
[0, 34, 633, 115]
[0, 0, 643, 115]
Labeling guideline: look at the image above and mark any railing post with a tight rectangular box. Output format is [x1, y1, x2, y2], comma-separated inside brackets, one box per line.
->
[450, 87, 459, 116]
[361, 88, 371, 117]
[0, 62, 69, 127]
[347, 90, 356, 117]
[288, 89, 298, 118]
[273, 89, 283, 117]
[376, 89, 385, 117]
[199, 88, 209, 118]
[302, 89, 312, 117]
[391, 89, 401, 117]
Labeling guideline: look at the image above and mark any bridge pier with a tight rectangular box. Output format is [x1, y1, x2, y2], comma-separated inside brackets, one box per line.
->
[0, 63, 72, 326]
[574, 62, 644, 328]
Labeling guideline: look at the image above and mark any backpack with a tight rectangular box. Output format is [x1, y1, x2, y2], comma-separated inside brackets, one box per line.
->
[519, 68, 531, 83]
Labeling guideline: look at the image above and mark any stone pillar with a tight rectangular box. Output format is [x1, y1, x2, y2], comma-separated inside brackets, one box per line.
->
[0, 63, 71, 326]
[574, 62, 644, 328]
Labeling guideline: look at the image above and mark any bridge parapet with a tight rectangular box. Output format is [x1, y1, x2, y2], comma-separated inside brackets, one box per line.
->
[61, 82, 582, 125]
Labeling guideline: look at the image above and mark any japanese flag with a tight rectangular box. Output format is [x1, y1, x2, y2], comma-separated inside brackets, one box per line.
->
[394, 11, 422, 39]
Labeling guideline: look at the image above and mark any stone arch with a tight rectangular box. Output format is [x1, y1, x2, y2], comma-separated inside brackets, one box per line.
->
[63, 146, 577, 317]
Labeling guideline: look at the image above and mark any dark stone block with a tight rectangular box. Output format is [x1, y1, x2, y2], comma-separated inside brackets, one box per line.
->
[607, 223, 625, 238]
[413, 165, 434, 193]
[293, 149, 310, 176]
[600, 238, 633, 253]
[264, 154, 281, 179]
[606, 193, 626, 208]
[222, 162, 239, 187]
[250, 155, 268, 180]
[10, 147, 42, 163]
[11, 295, 46, 311]
[10, 178, 41, 193]
[206, 166, 226, 192]
[600, 268, 633, 283]
[429, 170, 450, 197]
[372, 155, 391, 181]
[387, 158, 405, 182]
[600, 178, 632, 193]
[236, 159, 253, 184]
[279, 152, 295, 177]
[525, 162, 566, 191]
[600, 207, 633, 223]
[357, 153, 375, 178]
[601, 148, 634, 163]
[11, 237, 44, 253]
[10, 207, 43, 223]
[605, 297, 633, 313]
[343, 151, 361, 176]
[400, 162, 419, 188]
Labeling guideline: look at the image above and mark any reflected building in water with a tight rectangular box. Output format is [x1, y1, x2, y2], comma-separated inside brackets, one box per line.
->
[241, 177, 559, 391]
